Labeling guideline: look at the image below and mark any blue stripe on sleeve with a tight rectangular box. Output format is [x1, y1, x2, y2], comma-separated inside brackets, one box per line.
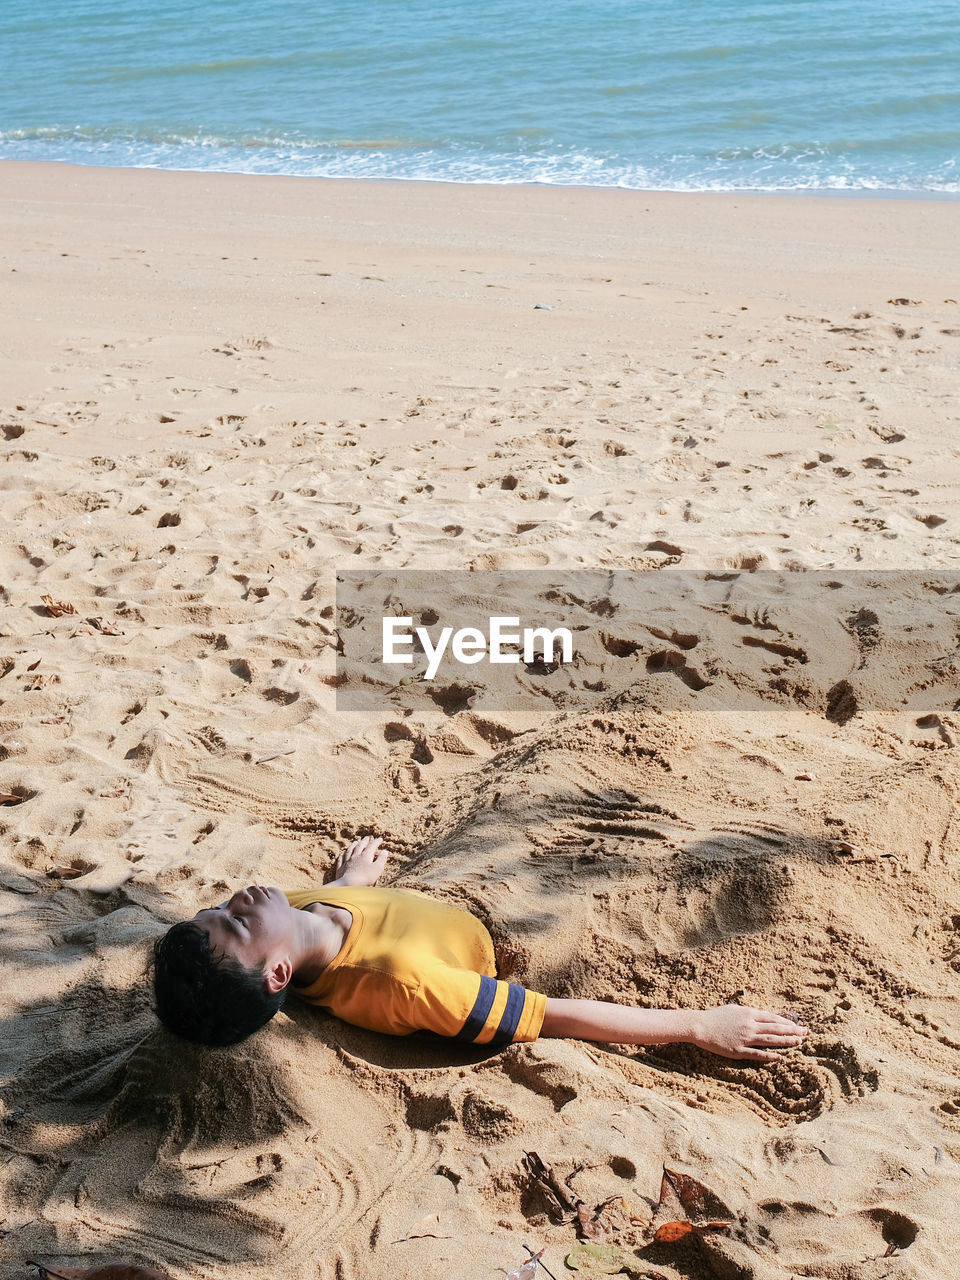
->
[455, 973, 498, 1042]
[488, 983, 525, 1047]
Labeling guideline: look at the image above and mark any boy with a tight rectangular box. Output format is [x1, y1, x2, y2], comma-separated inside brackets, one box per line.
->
[153, 836, 808, 1060]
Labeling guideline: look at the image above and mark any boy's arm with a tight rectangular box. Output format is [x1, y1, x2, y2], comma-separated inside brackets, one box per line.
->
[540, 998, 807, 1062]
[323, 835, 391, 889]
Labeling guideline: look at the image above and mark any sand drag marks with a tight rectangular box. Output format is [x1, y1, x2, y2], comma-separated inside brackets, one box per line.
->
[0, 948, 439, 1277]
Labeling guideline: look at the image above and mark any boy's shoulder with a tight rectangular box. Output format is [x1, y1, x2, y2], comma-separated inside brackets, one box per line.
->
[283, 884, 429, 906]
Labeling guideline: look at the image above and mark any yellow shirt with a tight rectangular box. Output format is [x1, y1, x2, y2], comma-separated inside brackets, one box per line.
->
[282, 885, 546, 1046]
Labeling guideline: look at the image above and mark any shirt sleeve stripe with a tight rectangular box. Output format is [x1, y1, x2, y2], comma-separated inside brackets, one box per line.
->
[488, 983, 526, 1046]
[455, 973, 498, 1041]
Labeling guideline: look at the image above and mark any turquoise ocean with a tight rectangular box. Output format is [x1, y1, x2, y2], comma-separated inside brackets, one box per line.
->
[1, 0, 958, 193]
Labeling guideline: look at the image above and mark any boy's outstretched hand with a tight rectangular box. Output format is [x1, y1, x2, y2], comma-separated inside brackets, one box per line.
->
[691, 1005, 808, 1062]
[540, 997, 808, 1062]
[328, 835, 390, 887]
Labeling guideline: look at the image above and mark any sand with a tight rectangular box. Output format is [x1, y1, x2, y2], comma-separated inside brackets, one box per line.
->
[1, 161, 959, 1280]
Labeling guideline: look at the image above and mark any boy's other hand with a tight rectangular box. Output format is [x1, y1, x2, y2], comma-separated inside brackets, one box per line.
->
[691, 1005, 808, 1062]
[330, 835, 390, 887]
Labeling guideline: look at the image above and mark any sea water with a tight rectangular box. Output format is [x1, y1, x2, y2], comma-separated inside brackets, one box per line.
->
[1, 0, 958, 192]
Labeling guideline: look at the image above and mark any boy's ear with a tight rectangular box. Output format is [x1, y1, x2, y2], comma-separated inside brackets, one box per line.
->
[265, 957, 293, 994]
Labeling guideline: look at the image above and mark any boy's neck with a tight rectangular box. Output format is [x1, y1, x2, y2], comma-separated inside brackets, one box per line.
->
[290, 902, 352, 988]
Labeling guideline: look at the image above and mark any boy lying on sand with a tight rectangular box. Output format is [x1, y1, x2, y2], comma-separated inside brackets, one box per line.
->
[153, 836, 808, 1059]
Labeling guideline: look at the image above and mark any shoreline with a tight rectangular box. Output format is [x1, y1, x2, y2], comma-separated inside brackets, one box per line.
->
[3, 155, 960, 202]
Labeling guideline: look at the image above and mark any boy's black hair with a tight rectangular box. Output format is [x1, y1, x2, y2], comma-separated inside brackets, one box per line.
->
[152, 921, 286, 1046]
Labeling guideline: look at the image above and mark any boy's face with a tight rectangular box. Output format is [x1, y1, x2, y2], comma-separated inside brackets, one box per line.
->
[193, 886, 294, 986]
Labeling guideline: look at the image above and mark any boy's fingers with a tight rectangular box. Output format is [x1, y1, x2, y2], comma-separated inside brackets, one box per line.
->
[758, 1014, 808, 1031]
[739, 1047, 782, 1062]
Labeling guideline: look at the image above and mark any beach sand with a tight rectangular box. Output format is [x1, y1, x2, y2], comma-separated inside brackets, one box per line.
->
[1, 161, 959, 1279]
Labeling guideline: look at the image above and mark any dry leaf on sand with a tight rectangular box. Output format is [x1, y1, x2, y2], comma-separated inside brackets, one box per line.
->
[40, 595, 77, 617]
[651, 1167, 733, 1245]
[658, 1167, 711, 1216]
[26, 673, 58, 689]
[652, 1220, 731, 1244]
[565, 1241, 628, 1273]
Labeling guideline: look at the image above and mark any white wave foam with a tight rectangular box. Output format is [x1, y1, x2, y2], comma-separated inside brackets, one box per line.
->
[1, 131, 958, 195]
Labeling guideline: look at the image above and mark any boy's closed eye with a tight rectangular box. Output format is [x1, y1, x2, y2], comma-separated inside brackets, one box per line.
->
[197, 905, 249, 937]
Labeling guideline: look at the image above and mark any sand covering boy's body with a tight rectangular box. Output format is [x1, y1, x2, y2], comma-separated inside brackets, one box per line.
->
[283, 884, 545, 1045]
